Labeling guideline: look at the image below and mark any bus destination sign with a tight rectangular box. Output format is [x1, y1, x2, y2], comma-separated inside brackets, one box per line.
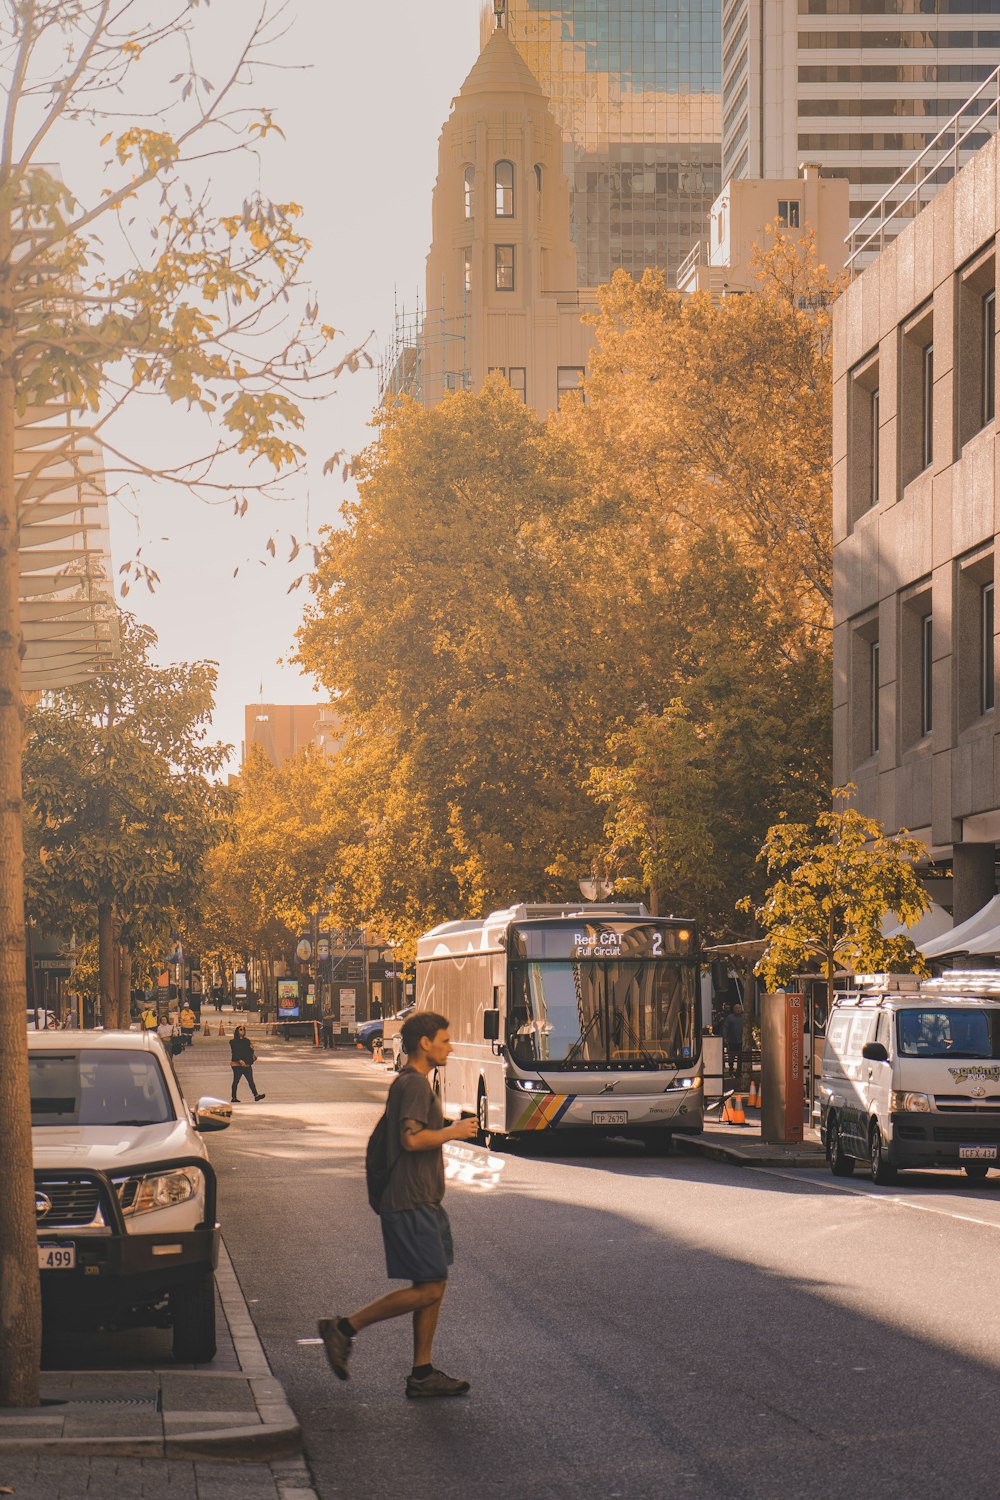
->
[511, 922, 695, 962]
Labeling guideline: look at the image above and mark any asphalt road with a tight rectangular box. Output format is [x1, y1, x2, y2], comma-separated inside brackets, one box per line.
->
[178, 1034, 1000, 1500]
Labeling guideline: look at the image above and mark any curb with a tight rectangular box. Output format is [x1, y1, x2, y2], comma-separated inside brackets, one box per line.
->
[675, 1132, 827, 1169]
[0, 1240, 302, 1462]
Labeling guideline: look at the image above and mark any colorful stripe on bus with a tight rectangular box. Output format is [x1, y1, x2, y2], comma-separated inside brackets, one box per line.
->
[514, 1093, 575, 1131]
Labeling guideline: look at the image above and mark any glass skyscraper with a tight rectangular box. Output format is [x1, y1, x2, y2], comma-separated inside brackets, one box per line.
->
[483, 2, 722, 286]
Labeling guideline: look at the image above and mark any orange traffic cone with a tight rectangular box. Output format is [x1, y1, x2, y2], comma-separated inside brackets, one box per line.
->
[218, 1020, 225, 1036]
[202, 1020, 210, 1036]
[722, 1092, 747, 1126]
[748, 1079, 760, 1108]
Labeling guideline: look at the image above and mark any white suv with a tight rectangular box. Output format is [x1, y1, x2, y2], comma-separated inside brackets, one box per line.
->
[30, 1029, 231, 1362]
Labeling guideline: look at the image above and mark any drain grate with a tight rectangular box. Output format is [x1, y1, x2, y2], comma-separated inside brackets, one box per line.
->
[66, 1394, 161, 1411]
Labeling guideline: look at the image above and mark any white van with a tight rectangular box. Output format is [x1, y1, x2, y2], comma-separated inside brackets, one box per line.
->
[820, 974, 1000, 1184]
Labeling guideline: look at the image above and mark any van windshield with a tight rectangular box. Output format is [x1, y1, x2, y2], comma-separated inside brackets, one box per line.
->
[896, 1008, 1000, 1059]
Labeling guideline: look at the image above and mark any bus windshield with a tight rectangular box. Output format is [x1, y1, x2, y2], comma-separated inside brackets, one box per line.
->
[508, 960, 698, 1070]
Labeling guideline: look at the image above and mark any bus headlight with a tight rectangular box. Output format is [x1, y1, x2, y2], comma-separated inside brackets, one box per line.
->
[666, 1077, 700, 1090]
[510, 1078, 550, 1094]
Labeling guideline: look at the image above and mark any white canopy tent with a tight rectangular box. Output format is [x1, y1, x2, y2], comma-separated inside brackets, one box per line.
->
[880, 902, 953, 946]
[920, 894, 1000, 959]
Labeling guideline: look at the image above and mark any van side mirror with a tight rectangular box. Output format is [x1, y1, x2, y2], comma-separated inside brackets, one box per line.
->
[483, 1010, 500, 1041]
[862, 1041, 888, 1063]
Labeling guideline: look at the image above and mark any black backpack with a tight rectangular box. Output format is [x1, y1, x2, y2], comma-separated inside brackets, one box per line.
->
[365, 1108, 395, 1213]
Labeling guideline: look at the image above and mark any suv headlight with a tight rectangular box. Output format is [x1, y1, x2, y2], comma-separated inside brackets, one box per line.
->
[116, 1167, 202, 1217]
[890, 1091, 931, 1113]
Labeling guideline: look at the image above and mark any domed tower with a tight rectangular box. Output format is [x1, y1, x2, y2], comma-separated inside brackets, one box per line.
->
[418, 25, 594, 415]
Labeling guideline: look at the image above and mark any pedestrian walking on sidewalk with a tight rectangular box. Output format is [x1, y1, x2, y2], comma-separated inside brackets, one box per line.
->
[724, 1002, 744, 1079]
[318, 1011, 478, 1399]
[230, 1024, 265, 1103]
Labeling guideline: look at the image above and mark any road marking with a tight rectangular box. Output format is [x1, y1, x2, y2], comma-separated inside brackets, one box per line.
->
[756, 1165, 1000, 1232]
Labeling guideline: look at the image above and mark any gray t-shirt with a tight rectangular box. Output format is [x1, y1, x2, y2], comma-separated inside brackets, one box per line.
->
[379, 1067, 445, 1214]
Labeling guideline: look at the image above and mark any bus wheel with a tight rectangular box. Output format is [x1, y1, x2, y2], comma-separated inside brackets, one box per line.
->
[642, 1130, 674, 1157]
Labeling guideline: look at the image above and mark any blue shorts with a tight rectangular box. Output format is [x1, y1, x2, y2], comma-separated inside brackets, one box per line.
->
[380, 1204, 453, 1283]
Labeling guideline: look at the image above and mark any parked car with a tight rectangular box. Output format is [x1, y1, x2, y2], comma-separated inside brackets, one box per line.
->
[26, 1009, 58, 1031]
[356, 1004, 414, 1053]
[30, 1029, 232, 1361]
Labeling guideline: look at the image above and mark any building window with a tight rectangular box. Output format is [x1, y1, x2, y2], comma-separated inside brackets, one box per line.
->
[464, 166, 475, 220]
[464, 252, 472, 295]
[899, 303, 933, 490]
[534, 163, 542, 194]
[509, 367, 526, 402]
[495, 244, 514, 291]
[495, 160, 514, 217]
[870, 388, 880, 507]
[778, 199, 801, 228]
[985, 291, 996, 427]
[921, 612, 933, 737]
[958, 247, 995, 448]
[899, 583, 932, 748]
[847, 351, 879, 527]
[557, 366, 586, 408]
[870, 639, 880, 756]
[983, 581, 995, 715]
[921, 344, 934, 471]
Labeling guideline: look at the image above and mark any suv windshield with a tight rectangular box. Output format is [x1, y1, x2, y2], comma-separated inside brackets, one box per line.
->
[896, 1008, 1000, 1059]
[508, 961, 698, 1070]
[29, 1050, 174, 1127]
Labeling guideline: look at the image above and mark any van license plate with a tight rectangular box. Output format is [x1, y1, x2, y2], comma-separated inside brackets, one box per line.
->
[592, 1110, 628, 1126]
[38, 1244, 75, 1270]
[959, 1145, 998, 1160]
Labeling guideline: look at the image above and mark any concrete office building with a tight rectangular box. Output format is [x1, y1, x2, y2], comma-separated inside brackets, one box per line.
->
[833, 104, 1000, 924]
[485, 0, 722, 285]
[676, 160, 849, 291]
[722, 0, 1000, 231]
[381, 24, 596, 415]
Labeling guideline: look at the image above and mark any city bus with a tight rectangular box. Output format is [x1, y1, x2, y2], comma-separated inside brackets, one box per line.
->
[402, 902, 703, 1150]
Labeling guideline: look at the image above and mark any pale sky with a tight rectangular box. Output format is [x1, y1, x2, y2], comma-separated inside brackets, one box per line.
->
[105, 1, 482, 764]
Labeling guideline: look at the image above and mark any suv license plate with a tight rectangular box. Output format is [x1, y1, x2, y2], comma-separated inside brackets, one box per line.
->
[592, 1110, 628, 1126]
[38, 1244, 76, 1270]
[959, 1145, 998, 1160]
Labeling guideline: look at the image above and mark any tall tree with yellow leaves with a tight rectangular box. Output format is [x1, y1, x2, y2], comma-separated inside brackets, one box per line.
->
[0, 0, 354, 1406]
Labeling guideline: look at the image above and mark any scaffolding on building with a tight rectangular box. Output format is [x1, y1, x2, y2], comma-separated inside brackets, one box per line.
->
[378, 286, 471, 407]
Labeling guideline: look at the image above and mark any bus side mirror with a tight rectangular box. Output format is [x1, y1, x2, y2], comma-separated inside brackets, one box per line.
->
[483, 1010, 500, 1041]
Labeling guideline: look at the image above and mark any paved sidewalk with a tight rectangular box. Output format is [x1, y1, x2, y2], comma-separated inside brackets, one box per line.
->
[676, 1116, 826, 1167]
[0, 1243, 301, 1462]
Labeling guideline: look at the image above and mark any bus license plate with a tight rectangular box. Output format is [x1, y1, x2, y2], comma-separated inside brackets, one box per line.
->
[959, 1145, 998, 1160]
[38, 1244, 76, 1270]
[592, 1110, 628, 1126]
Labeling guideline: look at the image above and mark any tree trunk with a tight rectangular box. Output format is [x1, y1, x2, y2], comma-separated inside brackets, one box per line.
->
[0, 252, 42, 1406]
[98, 902, 117, 1030]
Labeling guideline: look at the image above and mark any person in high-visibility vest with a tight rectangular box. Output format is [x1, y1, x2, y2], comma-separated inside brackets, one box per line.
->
[140, 1004, 158, 1032]
[179, 1005, 197, 1047]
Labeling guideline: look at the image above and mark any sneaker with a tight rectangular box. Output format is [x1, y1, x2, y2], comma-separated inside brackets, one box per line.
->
[253, 1093, 266, 1101]
[318, 1318, 352, 1380]
[405, 1368, 470, 1399]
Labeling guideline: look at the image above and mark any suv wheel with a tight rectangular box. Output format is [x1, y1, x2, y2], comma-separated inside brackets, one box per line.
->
[869, 1122, 897, 1187]
[964, 1162, 990, 1182]
[826, 1115, 856, 1177]
[171, 1273, 217, 1363]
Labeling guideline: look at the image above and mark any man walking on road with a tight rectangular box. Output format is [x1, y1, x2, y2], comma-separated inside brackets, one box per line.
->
[318, 1011, 478, 1398]
[724, 1001, 744, 1078]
